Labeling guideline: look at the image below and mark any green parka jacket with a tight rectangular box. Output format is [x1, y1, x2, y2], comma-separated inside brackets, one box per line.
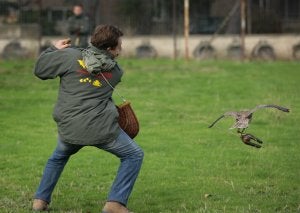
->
[34, 46, 123, 145]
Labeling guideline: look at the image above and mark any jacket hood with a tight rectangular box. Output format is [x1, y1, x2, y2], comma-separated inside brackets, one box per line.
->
[82, 45, 116, 74]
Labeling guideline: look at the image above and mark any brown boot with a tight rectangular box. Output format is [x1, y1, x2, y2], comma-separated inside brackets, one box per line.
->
[32, 199, 49, 211]
[102, 201, 131, 213]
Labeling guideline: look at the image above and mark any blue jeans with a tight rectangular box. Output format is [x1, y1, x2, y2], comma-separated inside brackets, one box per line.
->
[34, 129, 144, 206]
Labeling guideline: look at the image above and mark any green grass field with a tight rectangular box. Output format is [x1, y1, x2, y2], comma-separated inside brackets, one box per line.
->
[0, 59, 299, 213]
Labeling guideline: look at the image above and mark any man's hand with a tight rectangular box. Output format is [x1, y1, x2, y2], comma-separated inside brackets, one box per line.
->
[53, 38, 71, 49]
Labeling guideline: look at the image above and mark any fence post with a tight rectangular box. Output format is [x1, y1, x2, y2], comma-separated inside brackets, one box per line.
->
[172, 0, 178, 59]
[184, 0, 190, 60]
[240, 0, 246, 61]
[37, 0, 42, 54]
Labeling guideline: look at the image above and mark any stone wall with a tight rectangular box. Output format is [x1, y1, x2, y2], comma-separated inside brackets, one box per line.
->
[0, 24, 40, 59]
[0, 29, 299, 60]
[121, 35, 300, 60]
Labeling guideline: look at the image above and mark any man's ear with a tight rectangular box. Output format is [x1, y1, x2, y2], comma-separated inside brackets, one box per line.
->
[107, 46, 116, 51]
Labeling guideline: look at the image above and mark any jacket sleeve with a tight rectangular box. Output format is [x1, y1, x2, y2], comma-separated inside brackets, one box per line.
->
[34, 46, 72, 80]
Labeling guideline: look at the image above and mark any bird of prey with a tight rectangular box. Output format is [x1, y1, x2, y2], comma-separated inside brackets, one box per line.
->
[208, 104, 290, 148]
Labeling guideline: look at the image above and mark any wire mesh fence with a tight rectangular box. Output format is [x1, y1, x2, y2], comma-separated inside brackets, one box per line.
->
[1, 0, 300, 35]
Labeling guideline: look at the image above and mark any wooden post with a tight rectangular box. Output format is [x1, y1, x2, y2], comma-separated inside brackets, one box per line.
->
[172, 0, 178, 59]
[240, 0, 246, 61]
[37, 0, 42, 54]
[184, 0, 189, 60]
[247, 0, 252, 34]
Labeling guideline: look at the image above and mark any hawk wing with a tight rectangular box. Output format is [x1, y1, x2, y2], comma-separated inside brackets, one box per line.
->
[248, 104, 290, 116]
[208, 111, 239, 128]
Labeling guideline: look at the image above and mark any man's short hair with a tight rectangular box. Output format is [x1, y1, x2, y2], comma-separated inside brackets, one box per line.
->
[73, 3, 84, 8]
[91, 25, 123, 50]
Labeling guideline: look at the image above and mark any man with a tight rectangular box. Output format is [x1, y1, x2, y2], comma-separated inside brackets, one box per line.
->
[67, 4, 90, 48]
[32, 25, 144, 213]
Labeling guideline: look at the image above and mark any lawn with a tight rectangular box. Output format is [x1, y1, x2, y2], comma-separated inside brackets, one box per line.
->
[0, 59, 299, 212]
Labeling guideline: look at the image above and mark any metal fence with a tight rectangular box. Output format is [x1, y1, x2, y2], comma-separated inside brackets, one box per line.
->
[1, 0, 300, 36]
